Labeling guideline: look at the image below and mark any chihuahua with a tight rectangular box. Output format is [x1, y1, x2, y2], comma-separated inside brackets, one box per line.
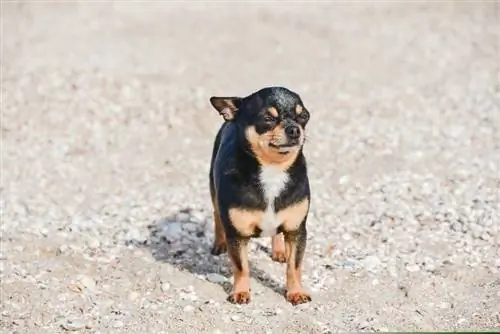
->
[208, 86, 312, 305]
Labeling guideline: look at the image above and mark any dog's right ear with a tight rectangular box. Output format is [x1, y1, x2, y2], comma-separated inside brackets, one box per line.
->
[209, 96, 242, 121]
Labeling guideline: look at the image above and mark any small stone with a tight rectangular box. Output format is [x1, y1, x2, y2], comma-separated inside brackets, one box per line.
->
[470, 223, 483, 239]
[457, 318, 467, 325]
[495, 259, 500, 267]
[40, 228, 49, 237]
[161, 282, 171, 292]
[87, 238, 101, 249]
[231, 315, 240, 321]
[423, 257, 436, 271]
[57, 244, 70, 255]
[342, 233, 352, 241]
[128, 291, 139, 301]
[206, 273, 227, 284]
[480, 232, 490, 241]
[112, 320, 124, 328]
[362, 256, 382, 272]
[339, 175, 350, 185]
[183, 305, 195, 312]
[439, 302, 450, 309]
[61, 318, 86, 331]
[450, 222, 463, 232]
[372, 279, 379, 286]
[406, 264, 420, 272]
[78, 275, 97, 292]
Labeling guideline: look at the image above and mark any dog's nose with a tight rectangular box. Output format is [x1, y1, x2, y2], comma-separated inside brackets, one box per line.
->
[285, 125, 300, 139]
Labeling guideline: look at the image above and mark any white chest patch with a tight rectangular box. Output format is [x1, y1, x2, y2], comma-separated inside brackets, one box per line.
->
[258, 165, 289, 237]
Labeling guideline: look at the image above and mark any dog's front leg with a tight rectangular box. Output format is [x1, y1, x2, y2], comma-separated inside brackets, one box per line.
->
[226, 236, 251, 304]
[284, 221, 311, 305]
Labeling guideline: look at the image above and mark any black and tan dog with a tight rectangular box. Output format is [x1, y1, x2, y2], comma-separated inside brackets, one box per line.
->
[208, 86, 312, 305]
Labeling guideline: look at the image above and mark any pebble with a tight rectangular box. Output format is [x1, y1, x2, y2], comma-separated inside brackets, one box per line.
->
[161, 282, 171, 292]
[128, 291, 139, 301]
[179, 292, 197, 301]
[112, 320, 124, 328]
[450, 222, 464, 232]
[339, 175, 350, 185]
[470, 223, 483, 239]
[183, 305, 195, 312]
[342, 233, 352, 241]
[87, 238, 101, 249]
[362, 256, 382, 272]
[61, 318, 86, 331]
[78, 275, 97, 292]
[439, 302, 450, 309]
[406, 264, 420, 272]
[57, 244, 70, 255]
[206, 273, 227, 284]
[231, 315, 241, 321]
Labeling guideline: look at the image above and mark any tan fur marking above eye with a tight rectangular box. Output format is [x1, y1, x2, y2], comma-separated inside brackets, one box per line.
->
[295, 105, 303, 115]
[245, 126, 300, 170]
[268, 107, 279, 118]
[277, 198, 309, 232]
[229, 208, 264, 237]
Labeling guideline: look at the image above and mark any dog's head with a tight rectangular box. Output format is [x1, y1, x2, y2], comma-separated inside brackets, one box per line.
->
[210, 86, 310, 165]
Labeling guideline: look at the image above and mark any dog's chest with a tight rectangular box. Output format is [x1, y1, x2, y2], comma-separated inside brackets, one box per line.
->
[258, 166, 289, 237]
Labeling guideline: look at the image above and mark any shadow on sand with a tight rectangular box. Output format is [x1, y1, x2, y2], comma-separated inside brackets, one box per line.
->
[134, 207, 286, 297]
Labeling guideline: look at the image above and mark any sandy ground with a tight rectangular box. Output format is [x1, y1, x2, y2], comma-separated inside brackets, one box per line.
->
[1, 1, 500, 333]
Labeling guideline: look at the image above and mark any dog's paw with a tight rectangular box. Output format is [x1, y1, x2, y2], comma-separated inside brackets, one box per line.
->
[210, 243, 227, 255]
[227, 291, 251, 304]
[271, 251, 287, 263]
[286, 290, 312, 306]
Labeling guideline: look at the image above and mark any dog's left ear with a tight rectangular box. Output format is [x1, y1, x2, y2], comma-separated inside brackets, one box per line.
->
[209, 96, 242, 121]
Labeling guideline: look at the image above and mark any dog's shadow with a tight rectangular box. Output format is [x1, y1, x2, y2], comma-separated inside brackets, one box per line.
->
[135, 207, 285, 296]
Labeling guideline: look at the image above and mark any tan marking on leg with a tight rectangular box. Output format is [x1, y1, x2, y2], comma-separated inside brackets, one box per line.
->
[227, 239, 251, 304]
[271, 233, 286, 263]
[228, 207, 263, 237]
[277, 198, 309, 232]
[284, 234, 311, 305]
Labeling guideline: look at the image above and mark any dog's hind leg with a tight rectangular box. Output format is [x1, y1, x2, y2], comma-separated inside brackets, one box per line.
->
[271, 233, 287, 263]
[210, 195, 227, 255]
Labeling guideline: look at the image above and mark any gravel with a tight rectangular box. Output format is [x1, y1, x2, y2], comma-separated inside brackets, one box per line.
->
[2, 2, 500, 333]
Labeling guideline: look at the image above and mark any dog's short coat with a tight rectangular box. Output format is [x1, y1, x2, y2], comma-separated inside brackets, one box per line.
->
[208, 86, 312, 305]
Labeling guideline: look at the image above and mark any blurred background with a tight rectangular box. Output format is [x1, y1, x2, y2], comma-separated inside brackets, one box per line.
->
[2, 1, 499, 333]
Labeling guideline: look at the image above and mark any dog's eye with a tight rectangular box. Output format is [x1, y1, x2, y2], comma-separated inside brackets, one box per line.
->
[298, 113, 309, 121]
[264, 115, 275, 123]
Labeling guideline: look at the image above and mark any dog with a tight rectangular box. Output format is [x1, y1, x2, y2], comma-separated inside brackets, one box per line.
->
[208, 86, 312, 305]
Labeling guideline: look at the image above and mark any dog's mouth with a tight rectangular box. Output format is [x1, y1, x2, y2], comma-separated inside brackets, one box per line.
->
[269, 142, 301, 154]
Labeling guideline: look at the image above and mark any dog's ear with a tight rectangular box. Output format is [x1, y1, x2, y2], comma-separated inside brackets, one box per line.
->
[209, 96, 242, 121]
